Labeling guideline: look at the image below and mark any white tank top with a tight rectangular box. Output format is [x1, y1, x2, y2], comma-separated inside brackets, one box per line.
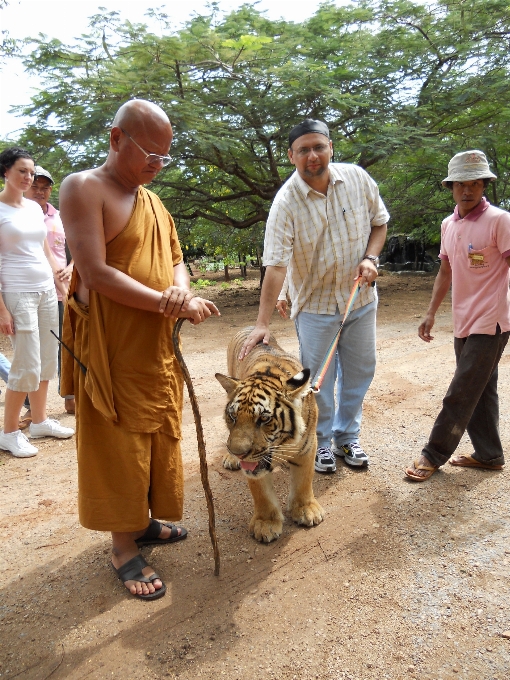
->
[0, 198, 53, 292]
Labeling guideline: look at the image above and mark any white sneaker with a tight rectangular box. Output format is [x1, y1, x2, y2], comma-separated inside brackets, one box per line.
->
[0, 429, 38, 457]
[315, 446, 337, 473]
[332, 441, 369, 467]
[29, 418, 75, 439]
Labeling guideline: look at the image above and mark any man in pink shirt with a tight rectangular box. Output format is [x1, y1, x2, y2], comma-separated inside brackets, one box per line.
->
[25, 166, 75, 413]
[406, 150, 510, 481]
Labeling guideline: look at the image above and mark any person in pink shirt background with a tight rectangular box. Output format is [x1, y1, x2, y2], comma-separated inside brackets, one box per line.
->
[25, 166, 75, 414]
[406, 150, 510, 481]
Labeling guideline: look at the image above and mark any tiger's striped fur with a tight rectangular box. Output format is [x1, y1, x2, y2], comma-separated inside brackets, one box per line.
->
[215, 327, 324, 543]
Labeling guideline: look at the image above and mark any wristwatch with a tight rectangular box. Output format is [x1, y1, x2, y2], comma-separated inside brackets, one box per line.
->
[363, 254, 379, 266]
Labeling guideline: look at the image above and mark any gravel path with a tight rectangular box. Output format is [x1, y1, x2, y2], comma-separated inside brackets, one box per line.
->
[0, 273, 509, 680]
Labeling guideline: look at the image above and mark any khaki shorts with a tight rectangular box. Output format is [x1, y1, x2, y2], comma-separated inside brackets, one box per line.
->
[3, 289, 59, 392]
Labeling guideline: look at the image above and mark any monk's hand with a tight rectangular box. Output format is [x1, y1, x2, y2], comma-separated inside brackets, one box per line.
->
[238, 324, 270, 361]
[355, 259, 378, 286]
[0, 309, 14, 336]
[159, 286, 194, 318]
[184, 297, 220, 325]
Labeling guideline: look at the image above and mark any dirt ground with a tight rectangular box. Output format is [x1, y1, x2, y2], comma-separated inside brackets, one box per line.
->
[1, 270, 510, 680]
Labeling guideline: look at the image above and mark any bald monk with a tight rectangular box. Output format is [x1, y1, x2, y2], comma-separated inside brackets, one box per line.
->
[59, 100, 220, 600]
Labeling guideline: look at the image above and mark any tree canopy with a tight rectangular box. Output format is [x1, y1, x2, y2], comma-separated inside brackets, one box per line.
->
[6, 0, 510, 248]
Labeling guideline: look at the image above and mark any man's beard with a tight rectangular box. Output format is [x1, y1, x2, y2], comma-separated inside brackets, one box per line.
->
[303, 164, 327, 178]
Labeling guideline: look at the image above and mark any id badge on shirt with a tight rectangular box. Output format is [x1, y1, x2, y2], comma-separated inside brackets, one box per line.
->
[468, 251, 485, 267]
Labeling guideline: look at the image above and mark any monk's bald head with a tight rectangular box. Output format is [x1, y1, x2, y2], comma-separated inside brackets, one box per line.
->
[108, 100, 173, 186]
[112, 100, 172, 142]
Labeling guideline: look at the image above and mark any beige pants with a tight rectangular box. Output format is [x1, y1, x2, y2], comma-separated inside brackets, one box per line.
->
[3, 289, 58, 392]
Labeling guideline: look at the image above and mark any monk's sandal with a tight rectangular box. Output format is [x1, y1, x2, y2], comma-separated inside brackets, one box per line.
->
[112, 554, 166, 601]
[135, 518, 188, 547]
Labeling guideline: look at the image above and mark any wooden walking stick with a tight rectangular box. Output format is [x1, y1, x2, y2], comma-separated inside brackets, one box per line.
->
[172, 318, 220, 576]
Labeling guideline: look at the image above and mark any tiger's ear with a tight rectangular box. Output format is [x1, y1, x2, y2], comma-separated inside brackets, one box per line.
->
[285, 368, 311, 398]
[215, 373, 240, 396]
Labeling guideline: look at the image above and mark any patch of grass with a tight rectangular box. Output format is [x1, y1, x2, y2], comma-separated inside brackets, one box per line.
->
[191, 278, 213, 290]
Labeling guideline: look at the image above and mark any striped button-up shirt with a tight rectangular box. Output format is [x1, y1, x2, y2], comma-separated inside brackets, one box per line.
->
[263, 163, 390, 318]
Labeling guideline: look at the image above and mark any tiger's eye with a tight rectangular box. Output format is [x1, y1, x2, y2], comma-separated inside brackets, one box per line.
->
[259, 413, 271, 423]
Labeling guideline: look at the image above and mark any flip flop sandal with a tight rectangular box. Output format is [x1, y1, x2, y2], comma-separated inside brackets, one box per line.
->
[64, 400, 75, 414]
[18, 416, 32, 431]
[112, 554, 166, 601]
[449, 454, 503, 470]
[135, 518, 188, 547]
[404, 459, 439, 482]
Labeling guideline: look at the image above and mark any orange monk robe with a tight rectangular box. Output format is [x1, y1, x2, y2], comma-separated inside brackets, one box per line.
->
[61, 187, 186, 532]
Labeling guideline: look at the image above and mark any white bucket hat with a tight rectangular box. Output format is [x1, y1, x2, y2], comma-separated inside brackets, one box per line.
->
[442, 150, 497, 186]
[34, 165, 54, 184]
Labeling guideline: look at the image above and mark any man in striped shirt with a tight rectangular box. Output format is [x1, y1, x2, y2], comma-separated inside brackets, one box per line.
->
[240, 119, 389, 472]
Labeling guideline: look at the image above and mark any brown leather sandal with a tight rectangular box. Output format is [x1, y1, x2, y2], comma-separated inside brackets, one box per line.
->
[404, 459, 439, 482]
[18, 416, 32, 431]
[449, 454, 503, 470]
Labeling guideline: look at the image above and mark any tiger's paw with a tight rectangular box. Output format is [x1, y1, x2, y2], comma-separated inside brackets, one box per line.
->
[290, 499, 325, 527]
[223, 452, 241, 470]
[249, 517, 283, 543]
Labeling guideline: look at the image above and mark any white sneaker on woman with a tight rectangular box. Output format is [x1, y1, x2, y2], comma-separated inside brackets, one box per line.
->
[29, 418, 75, 439]
[0, 429, 38, 457]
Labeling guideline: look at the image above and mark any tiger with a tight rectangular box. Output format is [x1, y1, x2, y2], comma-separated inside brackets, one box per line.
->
[215, 326, 324, 543]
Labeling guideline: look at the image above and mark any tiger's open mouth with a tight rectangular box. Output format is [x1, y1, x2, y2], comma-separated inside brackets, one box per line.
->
[239, 454, 272, 476]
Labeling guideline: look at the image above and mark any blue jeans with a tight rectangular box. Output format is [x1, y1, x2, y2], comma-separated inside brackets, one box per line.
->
[295, 300, 377, 449]
[0, 353, 11, 384]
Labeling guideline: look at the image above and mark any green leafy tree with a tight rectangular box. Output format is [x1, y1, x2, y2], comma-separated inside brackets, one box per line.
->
[9, 0, 510, 247]
[0, 0, 21, 64]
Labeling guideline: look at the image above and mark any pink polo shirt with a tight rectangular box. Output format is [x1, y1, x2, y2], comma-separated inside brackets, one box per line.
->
[439, 198, 510, 337]
[44, 202, 67, 301]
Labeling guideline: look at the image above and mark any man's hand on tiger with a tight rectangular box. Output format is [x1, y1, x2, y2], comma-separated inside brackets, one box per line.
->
[239, 325, 270, 360]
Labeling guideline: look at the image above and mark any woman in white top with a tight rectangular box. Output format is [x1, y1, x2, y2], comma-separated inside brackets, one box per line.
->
[0, 147, 74, 458]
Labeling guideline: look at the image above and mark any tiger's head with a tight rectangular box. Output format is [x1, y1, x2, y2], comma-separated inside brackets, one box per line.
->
[215, 367, 311, 477]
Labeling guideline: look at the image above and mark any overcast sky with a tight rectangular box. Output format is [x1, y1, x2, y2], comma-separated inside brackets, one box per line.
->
[0, 0, 345, 138]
